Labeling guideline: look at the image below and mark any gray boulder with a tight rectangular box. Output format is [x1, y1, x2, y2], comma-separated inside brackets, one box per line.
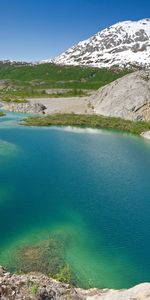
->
[91, 71, 150, 121]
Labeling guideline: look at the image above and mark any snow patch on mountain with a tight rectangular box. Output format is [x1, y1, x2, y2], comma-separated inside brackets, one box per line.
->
[51, 19, 150, 69]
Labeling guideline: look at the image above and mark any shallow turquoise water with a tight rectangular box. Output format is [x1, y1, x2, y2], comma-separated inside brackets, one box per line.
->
[0, 112, 150, 288]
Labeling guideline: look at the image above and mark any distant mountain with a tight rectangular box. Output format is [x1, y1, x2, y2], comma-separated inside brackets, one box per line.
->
[49, 19, 150, 69]
[0, 60, 32, 66]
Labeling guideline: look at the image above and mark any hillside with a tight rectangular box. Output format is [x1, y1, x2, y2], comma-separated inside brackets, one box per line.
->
[0, 63, 129, 103]
[0, 63, 129, 89]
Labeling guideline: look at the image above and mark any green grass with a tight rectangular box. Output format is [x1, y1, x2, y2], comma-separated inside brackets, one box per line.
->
[53, 265, 73, 284]
[0, 63, 130, 90]
[28, 283, 39, 296]
[0, 89, 46, 103]
[47, 89, 88, 97]
[0, 88, 87, 103]
[23, 114, 150, 136]
[0, 63, 131, 103]
[0, 96, 28, 103]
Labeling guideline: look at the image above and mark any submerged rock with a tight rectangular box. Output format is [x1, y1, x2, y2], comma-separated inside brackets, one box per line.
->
[0, 266, 150, 300]
[0, 139, 20, 158]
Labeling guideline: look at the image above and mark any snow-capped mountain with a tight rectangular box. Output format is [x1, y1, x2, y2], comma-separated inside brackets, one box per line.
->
[51, 19, 150, 69]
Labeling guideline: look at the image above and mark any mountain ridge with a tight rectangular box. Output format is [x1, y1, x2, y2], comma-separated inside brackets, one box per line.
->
[49, 18, 150, 69]
[0, 19, 150, 69]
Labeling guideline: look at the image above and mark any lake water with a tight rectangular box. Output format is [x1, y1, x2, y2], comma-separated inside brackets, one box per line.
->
[0, 112, 150, 289]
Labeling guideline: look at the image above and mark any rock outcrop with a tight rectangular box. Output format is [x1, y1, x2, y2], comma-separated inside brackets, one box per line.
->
[0, 266, 150, 300]
[141, 131, 150, 139]
[2, 102, 46, 114]
[2, 71, 150, 122]
[90, 70, 150, 121]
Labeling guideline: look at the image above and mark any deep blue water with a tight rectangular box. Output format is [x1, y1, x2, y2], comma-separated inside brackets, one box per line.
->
[0, 112, 150, 288]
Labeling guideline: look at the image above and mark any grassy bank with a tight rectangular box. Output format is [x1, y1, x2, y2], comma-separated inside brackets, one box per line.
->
[23, 114, 150, 135]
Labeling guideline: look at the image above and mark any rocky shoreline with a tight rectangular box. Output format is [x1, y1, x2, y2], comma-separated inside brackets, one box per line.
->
[1, 102, 47, 114]
[1, 96, 94, 115]
[1, 91, 150, 141]
[0, 266, 150, 300]
[141, 131, 150, 140]
[2, 70, 150, 122]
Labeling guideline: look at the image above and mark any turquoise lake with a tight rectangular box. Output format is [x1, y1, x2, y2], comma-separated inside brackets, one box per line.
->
[0, 112, 150, 288]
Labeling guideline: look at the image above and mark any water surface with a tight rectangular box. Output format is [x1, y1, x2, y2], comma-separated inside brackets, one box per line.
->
[0, 112, 150, 288]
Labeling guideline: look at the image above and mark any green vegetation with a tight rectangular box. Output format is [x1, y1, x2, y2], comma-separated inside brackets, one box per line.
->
[47, 89, 87, 97]
[28, 283, 39, 296]
[0, 88, 87, 103]
[0, 112, 6, 116]
[5, 235, 75, 285]
[0, 63, 130, 90]
[54, 265, 73, 284]
[7, 238, 65, 275]
[23, 113, 150, 135]
[0, 63, 131, 102]
[0, 96, 28, 103]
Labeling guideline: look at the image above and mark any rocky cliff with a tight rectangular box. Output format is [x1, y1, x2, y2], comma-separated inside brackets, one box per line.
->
[91, 70, 150, 121]
[0, 266, 150, 300]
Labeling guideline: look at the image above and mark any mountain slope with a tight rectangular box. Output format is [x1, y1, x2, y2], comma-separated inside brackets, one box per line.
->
[0, 63, 129, 89]
[51, 19, 150, 69]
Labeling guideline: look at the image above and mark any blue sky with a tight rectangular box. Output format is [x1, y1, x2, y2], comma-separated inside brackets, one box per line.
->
[0, 0, 149, 61]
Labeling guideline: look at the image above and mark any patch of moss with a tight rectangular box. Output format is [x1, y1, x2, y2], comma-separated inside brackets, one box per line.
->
[27, 282, 39, 295]
[54, 265, 73, 285]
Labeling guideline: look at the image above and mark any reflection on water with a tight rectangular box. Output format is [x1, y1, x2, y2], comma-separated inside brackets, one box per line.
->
[0, 139, 20, 158]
